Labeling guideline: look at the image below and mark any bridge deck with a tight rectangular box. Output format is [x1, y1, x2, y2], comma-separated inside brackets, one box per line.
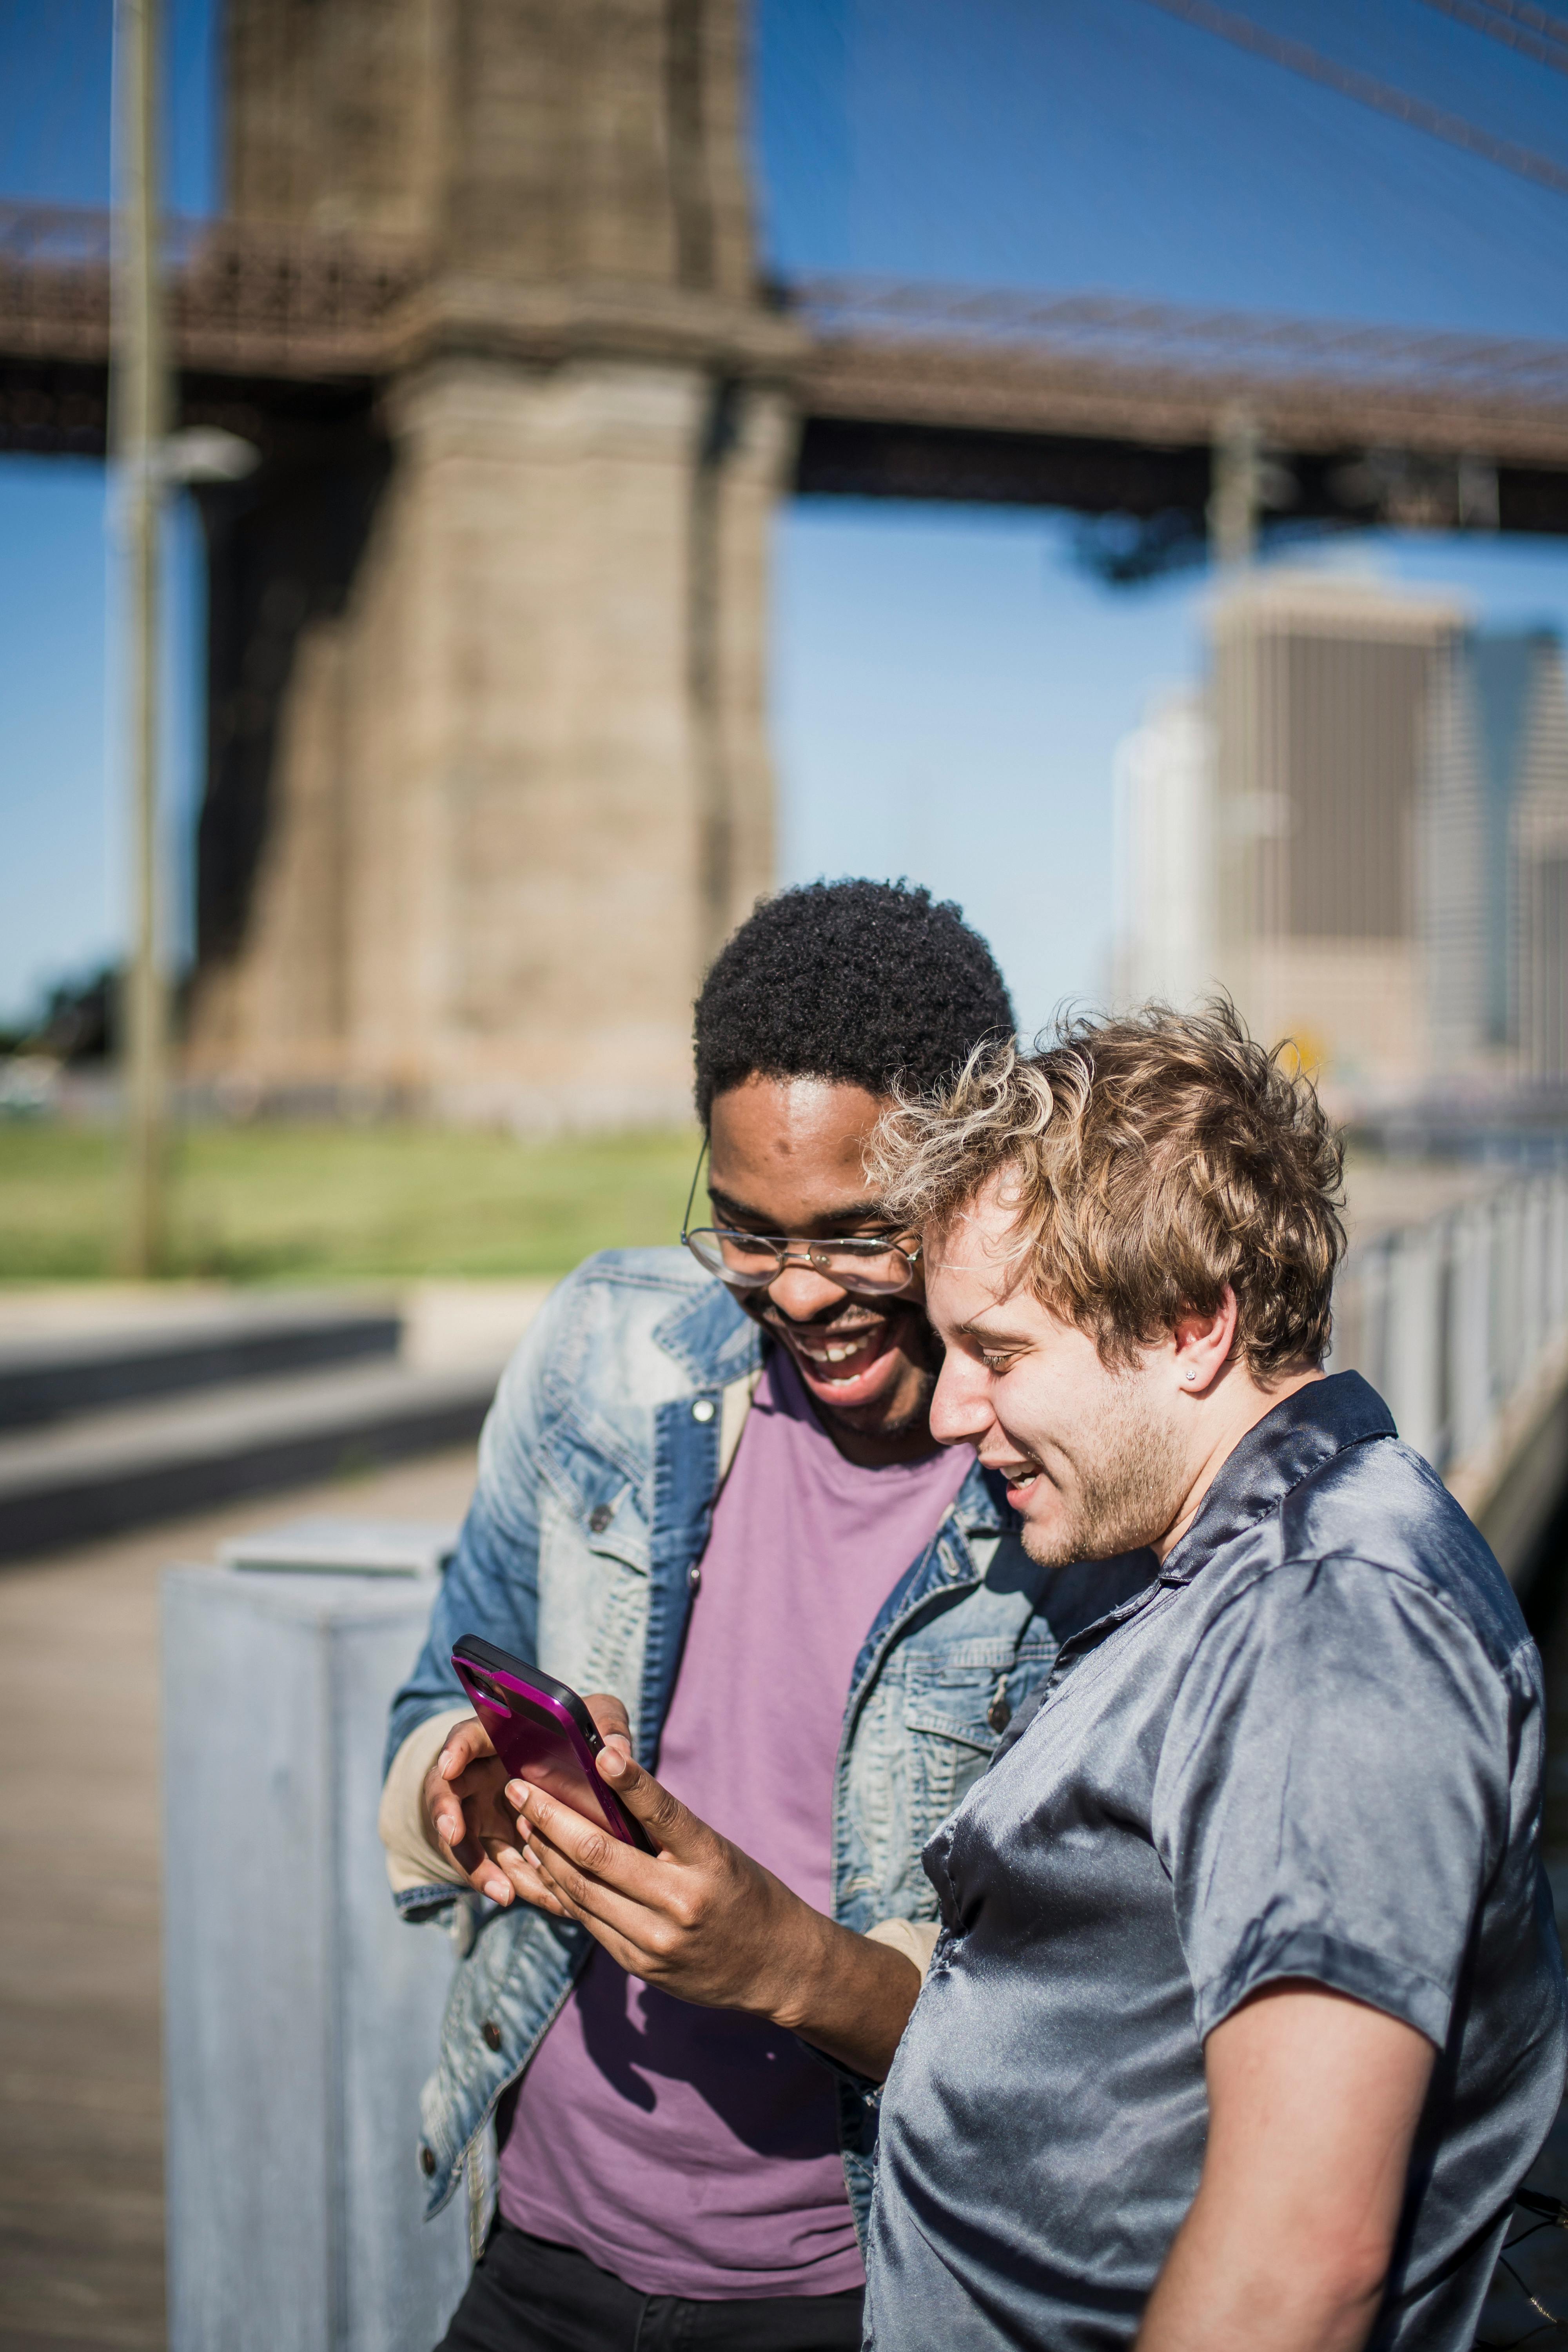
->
[3, 207, 1566, 534]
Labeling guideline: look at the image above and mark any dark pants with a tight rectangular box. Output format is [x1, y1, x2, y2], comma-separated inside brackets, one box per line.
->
[435, 2220, 866, 2352]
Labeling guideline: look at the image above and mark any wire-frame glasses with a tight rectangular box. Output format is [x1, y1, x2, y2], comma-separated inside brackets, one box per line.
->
[679, 1138, 921, 1299]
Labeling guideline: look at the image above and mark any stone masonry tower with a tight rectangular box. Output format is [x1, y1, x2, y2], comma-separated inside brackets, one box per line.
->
[187, 0, 800, 1126]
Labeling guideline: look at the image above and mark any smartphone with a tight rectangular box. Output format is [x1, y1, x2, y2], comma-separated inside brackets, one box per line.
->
[450, 1634, 655, 1855]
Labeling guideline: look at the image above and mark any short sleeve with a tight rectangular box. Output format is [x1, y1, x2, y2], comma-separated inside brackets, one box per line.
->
[1152, 1555, 1515, 2048]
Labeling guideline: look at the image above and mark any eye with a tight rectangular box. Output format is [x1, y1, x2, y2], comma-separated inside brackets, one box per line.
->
[978, 1348, 1016, 1374]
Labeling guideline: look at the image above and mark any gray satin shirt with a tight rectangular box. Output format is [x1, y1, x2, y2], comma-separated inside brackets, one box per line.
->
[864, 1374, 1568, 2352]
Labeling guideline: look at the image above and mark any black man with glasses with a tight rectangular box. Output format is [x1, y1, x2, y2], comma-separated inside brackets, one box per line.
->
[381, 882, 1154, 2352]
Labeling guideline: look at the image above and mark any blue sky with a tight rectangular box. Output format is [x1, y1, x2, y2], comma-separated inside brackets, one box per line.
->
[3, 0, 1568, 1030]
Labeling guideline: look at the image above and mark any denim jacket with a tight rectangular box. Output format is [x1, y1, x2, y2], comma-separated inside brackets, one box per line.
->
[387, 1248, 1151, 2255]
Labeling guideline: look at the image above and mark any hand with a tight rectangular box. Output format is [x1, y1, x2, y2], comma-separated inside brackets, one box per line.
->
[419, 1715, 525, 1906]
[422, 1697, 634, 1909]
[496, 1736, 922, 2078]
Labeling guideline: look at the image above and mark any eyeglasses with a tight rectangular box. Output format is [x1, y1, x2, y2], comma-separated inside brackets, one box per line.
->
[680, 1140, 921, 1299]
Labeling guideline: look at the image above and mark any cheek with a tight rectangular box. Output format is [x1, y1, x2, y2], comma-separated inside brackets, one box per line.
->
[991, 1362, 1036, 1417]
[992, 1363, 1073, 1456]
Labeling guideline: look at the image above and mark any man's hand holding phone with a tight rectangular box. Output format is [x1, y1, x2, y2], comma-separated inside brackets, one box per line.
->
[497, 1702, 920, 2082]
[421, 1697, 637, 1906]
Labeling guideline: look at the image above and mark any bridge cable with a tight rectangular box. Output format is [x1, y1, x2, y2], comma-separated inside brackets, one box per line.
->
[1134, 0, 1568, 197]
[1414, 0, 1568, 77]
[1462, 0, 1568, 49]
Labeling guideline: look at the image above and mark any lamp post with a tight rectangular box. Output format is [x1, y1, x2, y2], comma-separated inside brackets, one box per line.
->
[113, 0, 168, 1277]
[112, 2, 258, 1276]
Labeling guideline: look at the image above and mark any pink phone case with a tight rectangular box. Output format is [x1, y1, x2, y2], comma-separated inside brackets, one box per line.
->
[450, 1635, 655, 1854]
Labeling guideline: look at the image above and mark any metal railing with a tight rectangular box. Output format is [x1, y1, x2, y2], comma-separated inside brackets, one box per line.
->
[4, 198, 1568, 461]
[791, 275, 1568, 403]
[0, 201, 428, 377]
[1332, 1166, 1568, 1481]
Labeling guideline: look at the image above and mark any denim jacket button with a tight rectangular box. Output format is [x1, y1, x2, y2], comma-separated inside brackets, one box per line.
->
[588, 1505, 613, 1534]
[419, 2145, 437, 2176]
[481, 2020, 503, 2051]
[691, 1397, 715, 1423]
[688, 1564, 702, 1592]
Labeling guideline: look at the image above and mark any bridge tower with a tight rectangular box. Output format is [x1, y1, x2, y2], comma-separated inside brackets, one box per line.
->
[188, 0, 800, 1127]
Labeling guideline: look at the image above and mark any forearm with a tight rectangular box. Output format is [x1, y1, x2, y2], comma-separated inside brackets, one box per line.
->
[506, 1750, 926, 2073]
[1137, 2185, 1389, 2352]
[767, 1907, 922, 2082]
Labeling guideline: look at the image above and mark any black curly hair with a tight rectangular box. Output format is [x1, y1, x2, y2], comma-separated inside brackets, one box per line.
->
[693, 879, 1015, 1126]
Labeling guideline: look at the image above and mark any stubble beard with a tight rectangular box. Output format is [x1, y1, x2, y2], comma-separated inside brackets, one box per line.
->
[1016, 1382, 1190, 1568]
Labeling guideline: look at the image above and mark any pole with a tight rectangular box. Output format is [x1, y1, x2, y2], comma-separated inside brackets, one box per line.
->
[1208, 403, 1260, 570]
[114, 0, 169, 1277]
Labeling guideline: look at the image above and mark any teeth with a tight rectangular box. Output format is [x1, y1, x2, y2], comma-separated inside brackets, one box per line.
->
[799, 1337, 871, 1366]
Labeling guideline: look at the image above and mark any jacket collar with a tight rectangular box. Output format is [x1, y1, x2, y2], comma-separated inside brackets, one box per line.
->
[651, 1281, 1013, 1541]
[1159, 1370, 1395, 1587]
[651, 1276, 761, 1387]
[953, 1456, 1017, 1543]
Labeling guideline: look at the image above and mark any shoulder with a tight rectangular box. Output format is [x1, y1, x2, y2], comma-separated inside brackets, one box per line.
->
[491, 1246, 758, 1428]
[549, 1245, 716, 1320]
[1274, 1430, 1529, 1677]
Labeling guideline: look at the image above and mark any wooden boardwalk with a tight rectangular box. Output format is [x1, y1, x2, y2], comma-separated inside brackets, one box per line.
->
[0, 1449, 477, 2352]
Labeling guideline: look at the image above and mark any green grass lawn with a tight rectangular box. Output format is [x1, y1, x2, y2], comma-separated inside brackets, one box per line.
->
[0, 1120, 702, 1282]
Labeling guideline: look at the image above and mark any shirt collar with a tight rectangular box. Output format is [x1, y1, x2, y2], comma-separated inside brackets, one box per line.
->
[1157, 1370, 1396, 1587]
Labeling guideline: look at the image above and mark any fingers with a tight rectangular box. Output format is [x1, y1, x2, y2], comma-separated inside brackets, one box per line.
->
[437, 1718, 493, 1773]
[583, 1690, 634, 1759]
[427, 1717, 495, 1849]
[508, 1808, 691, 1957]
[591, 1748, 701, 1857]
[476, 1817, 647, 1945]
[479, 1836, 570, 1918]
[437, 1717, 494, 1776]
[503, 1776, 692, 1949]
[507, 1776, 657, 1885]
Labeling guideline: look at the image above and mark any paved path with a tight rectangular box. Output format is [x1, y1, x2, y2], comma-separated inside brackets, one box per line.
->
[7, 1347, 1568, 2348]
[0, 1449, 478, 2352]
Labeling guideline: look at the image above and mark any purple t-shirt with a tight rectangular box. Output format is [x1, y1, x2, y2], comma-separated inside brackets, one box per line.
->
[497, 1348, 973, 2298]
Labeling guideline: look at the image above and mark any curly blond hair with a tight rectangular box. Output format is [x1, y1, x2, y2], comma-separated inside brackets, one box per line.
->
[869, 1000, 1346, 1378]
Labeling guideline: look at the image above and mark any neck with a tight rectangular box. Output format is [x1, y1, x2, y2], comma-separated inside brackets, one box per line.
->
[1152, 1363, 1325, 1564]
[793, 1366, 942, 1469]
[820, 1413, 944, 1470]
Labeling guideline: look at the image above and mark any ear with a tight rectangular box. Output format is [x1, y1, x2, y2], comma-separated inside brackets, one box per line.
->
[1171, 1289, 1238, 1396]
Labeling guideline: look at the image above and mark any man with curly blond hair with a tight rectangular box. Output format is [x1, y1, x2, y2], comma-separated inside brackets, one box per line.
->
[851, 1002, 1566, 2352]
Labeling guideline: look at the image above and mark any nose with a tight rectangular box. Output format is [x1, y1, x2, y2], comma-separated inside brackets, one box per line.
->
[929, 1348, 995, 1448]
[764, 1263, 857, 1324]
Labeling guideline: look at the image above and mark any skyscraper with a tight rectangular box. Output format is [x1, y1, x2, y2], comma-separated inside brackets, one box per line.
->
[1112, 576, 1568, 1100]
[1209, 570, 1470, 1093]
[1471, 631, 1568, 1080]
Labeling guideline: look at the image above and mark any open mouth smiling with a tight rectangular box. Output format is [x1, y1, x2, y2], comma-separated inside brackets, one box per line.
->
[767, 1313, 902, 1395]
[987, 1453, 1046, 1499]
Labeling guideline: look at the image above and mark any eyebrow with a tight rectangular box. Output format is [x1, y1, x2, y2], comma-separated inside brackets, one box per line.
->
[956, 1316, 1033, 1346]
[706, 1185, 894, 1231]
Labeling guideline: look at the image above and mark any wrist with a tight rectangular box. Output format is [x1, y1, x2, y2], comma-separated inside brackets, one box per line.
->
[752, 1891, 841, 2042]
[763, 1901, 854, 2038]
